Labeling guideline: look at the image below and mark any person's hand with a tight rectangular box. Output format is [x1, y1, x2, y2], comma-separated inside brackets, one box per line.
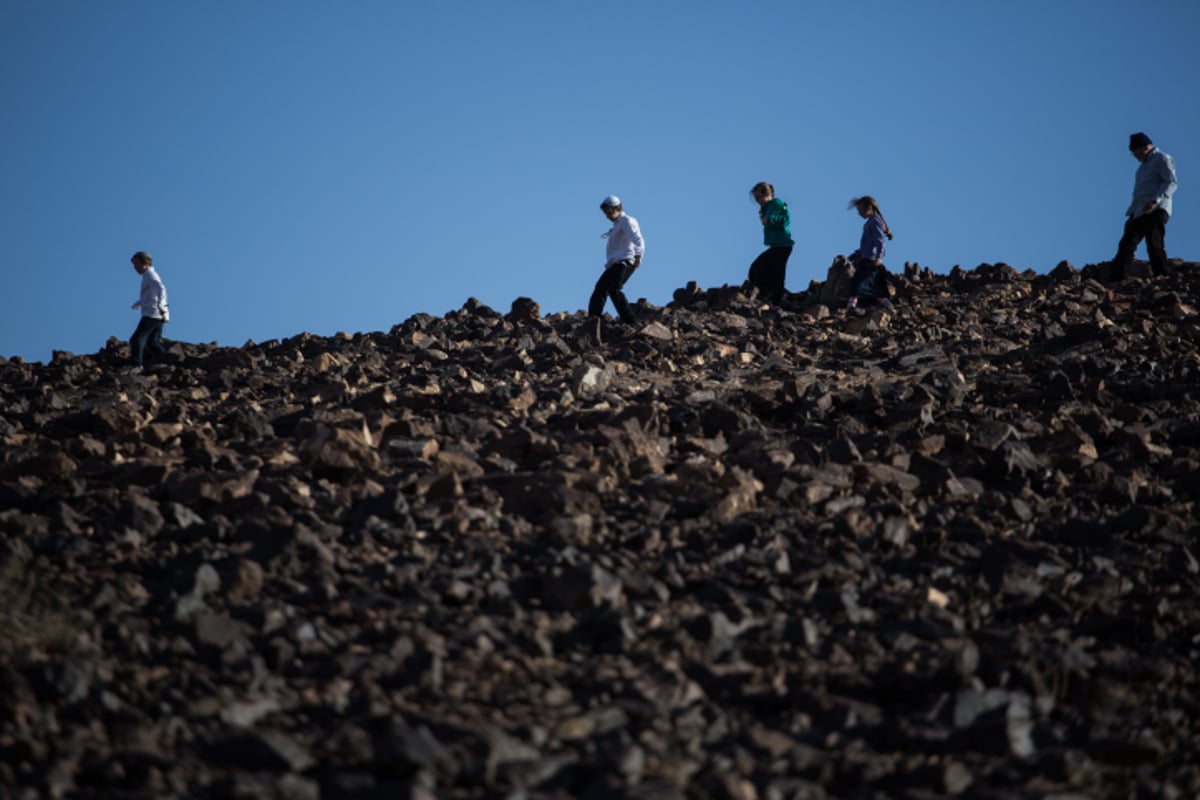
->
[131, 302, 140, 310]
[1143, 201, 1158, 214]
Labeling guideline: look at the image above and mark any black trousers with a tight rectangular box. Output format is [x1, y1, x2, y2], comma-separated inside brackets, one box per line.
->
[850, 258, 890, 300]
[589, 260, 638, 322]
[130, 316, 166, 366]
[1112, 208, 1169, 280]
[748, 246, 792, 304]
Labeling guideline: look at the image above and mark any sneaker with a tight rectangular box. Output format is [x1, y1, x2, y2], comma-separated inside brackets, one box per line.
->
[877, 298, 894, 310]
[845, 297, 858, 310]
[589, 317, 603, 346]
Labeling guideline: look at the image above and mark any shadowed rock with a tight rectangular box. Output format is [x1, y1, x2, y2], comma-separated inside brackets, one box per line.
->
[2, 260, 1199, 797]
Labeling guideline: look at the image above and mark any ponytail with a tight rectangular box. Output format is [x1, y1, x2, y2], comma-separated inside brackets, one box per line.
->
[850, 196, 893, 240]
[878, 210, 894, 241]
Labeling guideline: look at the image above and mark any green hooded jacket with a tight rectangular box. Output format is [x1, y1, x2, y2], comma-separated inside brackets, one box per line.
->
[760, 198, 794, 248]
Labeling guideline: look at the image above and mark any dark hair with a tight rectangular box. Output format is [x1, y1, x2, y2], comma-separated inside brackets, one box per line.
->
[130, 251, 153, 266]
[1129, 132, 1153, 150]
[849, 196, 893, 241]
[750, 182, 775, 200]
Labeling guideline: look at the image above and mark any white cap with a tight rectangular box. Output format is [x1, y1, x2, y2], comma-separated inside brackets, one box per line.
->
[600, 195, 621, 208]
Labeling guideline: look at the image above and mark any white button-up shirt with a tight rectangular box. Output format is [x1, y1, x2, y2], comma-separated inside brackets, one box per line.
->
[605, 212, 645, 268]
[134, 267, 170, 321]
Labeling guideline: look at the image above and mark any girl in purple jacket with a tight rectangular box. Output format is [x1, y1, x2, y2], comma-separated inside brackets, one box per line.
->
[846, 196, 894, 310]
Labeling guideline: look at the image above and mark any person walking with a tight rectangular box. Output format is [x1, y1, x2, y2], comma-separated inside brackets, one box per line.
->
[588, 195, 644, 345]
[748, 182, 793, 306]
[845, 196, 894, 310]
[128, 251, 169, 368]
[1111, 132, 1177, 281]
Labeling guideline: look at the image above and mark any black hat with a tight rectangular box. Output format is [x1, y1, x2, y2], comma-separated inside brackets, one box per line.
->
[1129, 132, 1153, 150]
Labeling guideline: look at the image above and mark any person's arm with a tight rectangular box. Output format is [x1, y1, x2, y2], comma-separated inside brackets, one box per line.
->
[763, 201, 789, 230]
[133, 276, 147, 310]
[1150, 152, 1178, 213]
[628, 217, 644, 267]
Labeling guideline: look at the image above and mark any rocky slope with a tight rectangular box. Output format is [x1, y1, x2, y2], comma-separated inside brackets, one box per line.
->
[2, 258, 1199, 799]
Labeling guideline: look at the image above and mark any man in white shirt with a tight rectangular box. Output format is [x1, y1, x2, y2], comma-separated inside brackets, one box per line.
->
[129, 251, 170, 367]
[588, 195, 644, 344]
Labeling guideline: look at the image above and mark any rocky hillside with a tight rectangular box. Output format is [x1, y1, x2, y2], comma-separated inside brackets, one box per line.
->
[2, 258, 1199, 799]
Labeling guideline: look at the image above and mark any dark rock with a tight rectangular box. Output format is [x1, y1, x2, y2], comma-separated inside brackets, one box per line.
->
[205, 728, 316, 773]
[4, 261, 1200, 798]
[506, 296, 541, 324]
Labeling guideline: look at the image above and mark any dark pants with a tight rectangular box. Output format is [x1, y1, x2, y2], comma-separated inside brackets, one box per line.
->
[589, 260, 638, 322]
[1112, 208, 1169, 280]
[748, 246, 791, 304]
[130, 316, 166, 367]
[850, 258, 890, 300]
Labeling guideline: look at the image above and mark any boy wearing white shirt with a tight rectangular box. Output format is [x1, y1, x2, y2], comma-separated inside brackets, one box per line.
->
[129, 251, 170, 368]
[588, 195, 644, 345]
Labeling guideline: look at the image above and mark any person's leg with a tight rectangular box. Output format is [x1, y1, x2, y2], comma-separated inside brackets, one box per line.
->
[589, 267, 618, 317]
[588, 264, 625, 344]
[129, 317, 156, 366]
[748, 250, 770, 296]
[1145, 209, 1169, 276]
[849, 258, 876, 301]
[864, 267, 891, 301]
[608, 260, 637, 323]
[766, 247, 791, 304]
[1111, 215, 1145, 281]
[147, 320, 167, 357]
[873, 269, 894, 307]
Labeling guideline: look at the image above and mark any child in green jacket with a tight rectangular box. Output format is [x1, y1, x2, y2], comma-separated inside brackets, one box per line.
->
[748, 182, 793, 306]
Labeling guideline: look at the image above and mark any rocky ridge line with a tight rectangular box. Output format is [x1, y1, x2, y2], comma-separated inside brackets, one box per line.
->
[1, 257, 1199, 798]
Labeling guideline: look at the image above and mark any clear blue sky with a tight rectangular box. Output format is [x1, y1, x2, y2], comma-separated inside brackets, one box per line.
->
[3, 1, 1197, 362]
